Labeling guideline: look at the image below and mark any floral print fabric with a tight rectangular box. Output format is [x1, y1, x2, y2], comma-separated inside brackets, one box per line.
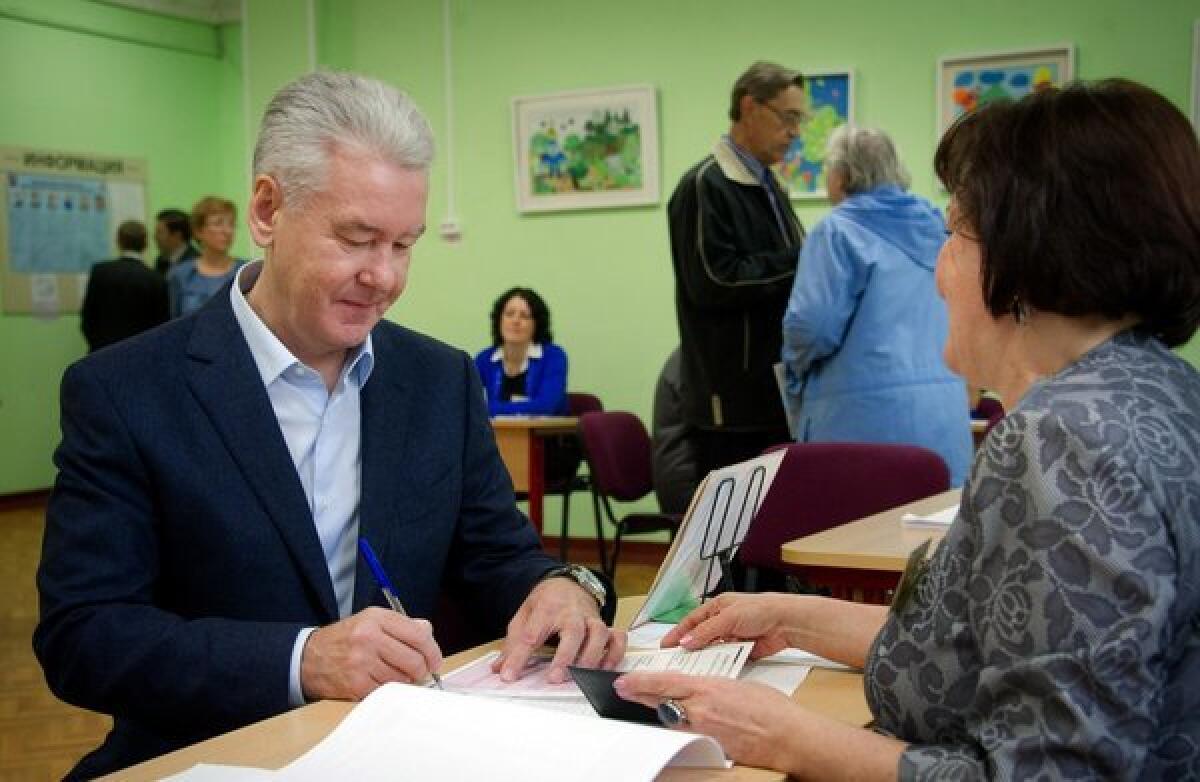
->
[866, 331, 1200, 780]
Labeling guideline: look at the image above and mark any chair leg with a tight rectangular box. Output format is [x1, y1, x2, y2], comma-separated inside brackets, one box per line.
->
[590, 487, 608, 577]
[610, 523, 624, 580]
[558, 487, 572, 562]
[603, 496, 624, 578]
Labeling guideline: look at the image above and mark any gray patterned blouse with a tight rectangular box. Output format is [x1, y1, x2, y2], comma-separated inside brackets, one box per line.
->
[865, 331, 1200, 780]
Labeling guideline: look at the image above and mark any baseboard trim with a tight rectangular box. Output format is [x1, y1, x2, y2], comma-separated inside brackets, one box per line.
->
[0, 488, 51, 512]
[540, 535, 670, 567]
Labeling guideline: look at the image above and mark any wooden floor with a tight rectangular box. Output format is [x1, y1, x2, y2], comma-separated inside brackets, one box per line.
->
[0, 501, 658, 779]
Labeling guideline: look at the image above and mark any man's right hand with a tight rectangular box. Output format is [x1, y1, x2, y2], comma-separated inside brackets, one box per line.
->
[300, 606, 443, 701]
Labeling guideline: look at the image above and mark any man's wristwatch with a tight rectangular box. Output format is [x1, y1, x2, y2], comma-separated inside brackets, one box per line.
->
[540, 564, 607, 608]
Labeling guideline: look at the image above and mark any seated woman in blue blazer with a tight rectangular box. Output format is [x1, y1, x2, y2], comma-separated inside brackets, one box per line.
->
[474, 287, 568, 416]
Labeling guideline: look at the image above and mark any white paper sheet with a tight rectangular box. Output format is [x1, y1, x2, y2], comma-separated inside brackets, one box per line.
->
[901, 503, 959, 527]
[162, 764, 275, 781]
[275, 683, 727, 781]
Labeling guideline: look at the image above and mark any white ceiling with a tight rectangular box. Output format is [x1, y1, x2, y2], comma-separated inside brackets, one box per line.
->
[97, 0, 242, 24]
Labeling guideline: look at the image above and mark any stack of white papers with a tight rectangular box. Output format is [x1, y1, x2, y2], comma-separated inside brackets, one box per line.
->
[900, 503, 959, 528]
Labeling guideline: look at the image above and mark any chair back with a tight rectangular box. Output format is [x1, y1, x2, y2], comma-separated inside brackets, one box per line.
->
[578, 411, 654, 502]
[542, 392, 604, 490]
[567, 392, 604, 417]
[738, 442, 950, 570]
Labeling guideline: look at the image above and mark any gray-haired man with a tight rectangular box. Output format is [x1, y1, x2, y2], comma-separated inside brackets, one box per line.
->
[667, 61, 808, 480]
[36, 71, 623, 780]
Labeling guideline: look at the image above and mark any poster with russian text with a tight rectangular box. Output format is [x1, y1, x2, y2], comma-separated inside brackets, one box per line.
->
[1, 147, 147, 315]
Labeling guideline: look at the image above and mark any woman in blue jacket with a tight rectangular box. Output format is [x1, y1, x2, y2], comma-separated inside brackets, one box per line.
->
[474, 287, 568, 416]
[782, 126, 971, 485]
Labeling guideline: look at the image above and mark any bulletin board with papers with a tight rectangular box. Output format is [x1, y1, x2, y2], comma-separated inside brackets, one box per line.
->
[1, 146, 147, 315]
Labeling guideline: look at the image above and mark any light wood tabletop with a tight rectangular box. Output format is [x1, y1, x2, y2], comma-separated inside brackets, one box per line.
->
[780, 488, 961, 572]
[102, 597, 870, 781]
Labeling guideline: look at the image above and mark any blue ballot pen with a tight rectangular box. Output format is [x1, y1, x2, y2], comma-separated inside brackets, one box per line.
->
[357, 536, 445, 690]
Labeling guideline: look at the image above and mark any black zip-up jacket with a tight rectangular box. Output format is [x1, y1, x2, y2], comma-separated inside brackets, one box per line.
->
[668, 139, 805, 432]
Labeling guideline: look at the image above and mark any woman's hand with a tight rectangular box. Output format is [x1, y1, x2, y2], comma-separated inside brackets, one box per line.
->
[615, 672, 804, 772]
[662, 592, 796, 659]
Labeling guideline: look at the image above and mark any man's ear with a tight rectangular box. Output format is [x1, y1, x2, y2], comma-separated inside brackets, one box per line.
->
[738, 93, 758, 122]
[247, 174, 283, 249]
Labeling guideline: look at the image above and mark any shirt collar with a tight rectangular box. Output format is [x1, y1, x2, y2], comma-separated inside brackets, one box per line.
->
[489, 343, 543, 363]
[230, 260, 375, 388]
[723, 134, 769, 184]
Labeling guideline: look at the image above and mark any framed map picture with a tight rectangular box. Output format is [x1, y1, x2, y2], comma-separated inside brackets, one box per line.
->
[779, 69, 854, 200]
[937, 45, 1074, 137]
[512, 85, 659, 213]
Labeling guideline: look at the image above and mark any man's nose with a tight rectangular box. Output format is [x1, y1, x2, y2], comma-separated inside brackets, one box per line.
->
[360, 247, 398, 290]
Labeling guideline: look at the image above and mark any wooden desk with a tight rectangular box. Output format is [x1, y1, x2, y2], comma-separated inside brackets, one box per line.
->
[781, 488, 961, 573]
[103, 598, 870, 781]
[491, 416, 578, 534]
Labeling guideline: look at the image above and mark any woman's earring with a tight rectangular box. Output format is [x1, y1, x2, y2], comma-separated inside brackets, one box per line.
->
[1012, 296, 1028, 324]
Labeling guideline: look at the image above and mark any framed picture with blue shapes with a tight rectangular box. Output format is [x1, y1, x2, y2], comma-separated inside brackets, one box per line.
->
[778, 69, 854, 200]
[511, 84, 659, 213]
[937, 44, 1075, 139]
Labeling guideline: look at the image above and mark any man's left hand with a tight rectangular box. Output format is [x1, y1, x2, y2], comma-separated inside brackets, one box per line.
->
[493, 577, 626, 683]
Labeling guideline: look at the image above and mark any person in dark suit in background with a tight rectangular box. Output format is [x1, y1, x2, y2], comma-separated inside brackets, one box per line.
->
[80, 219, 168, 352]
[36, 71, 622, 780]
[152, 207, 199, 276]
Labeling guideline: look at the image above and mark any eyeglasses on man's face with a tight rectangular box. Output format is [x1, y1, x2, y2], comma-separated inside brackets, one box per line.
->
[760, 100, 809, 129]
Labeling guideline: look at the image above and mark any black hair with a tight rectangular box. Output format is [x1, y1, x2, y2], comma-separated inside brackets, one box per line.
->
[155, 208, 192, 242]
[489, 287, 553, 347]
[934, 78, 1200, 347]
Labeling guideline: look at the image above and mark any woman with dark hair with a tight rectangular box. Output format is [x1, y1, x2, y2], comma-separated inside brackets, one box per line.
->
[615, 79, 1200, 779]
[474, 287, 568, 416]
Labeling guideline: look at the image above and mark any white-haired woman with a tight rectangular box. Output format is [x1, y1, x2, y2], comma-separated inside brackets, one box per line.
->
[781, 125, 971, 485]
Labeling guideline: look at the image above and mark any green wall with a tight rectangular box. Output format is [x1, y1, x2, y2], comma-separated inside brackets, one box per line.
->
[0, 1, 246, 493]
[1, 0, 1197, 503]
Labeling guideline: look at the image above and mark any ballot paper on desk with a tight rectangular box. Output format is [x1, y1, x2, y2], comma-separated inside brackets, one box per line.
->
[631, 450, 786, 630]
[443, 642, 753, 699]
[900, 502, 960, 528]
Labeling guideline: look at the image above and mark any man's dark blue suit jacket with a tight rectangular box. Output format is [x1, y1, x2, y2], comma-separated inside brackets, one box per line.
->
[35, 285, 564, 778]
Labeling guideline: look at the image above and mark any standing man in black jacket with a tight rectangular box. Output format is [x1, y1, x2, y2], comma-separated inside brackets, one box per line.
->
[80, 219, 168, 352]
[667, 61, 807, 475]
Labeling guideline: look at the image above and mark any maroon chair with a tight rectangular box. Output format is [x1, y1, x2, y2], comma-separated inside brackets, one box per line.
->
[553, 392, 604, 563]
[737, 442, 950, 603]
[579, 411, 682, 578]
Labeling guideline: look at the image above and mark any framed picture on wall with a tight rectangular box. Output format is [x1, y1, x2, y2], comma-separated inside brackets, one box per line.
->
[511, 85, 659, 213]
[937, 45, 1074, 138]
[779, 69, 854, 200]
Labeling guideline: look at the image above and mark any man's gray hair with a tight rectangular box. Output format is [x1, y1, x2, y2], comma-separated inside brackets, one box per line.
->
[825, 125, 911, 194]
[729, 61, 804, 121]
[252, 70, 435, 205]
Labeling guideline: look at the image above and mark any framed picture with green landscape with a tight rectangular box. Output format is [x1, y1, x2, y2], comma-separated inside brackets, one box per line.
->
[937, 45, 1074, 138]
[511, 85, 659, 213]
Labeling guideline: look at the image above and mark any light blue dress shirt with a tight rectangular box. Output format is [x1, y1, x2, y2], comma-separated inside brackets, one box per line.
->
[229, 261, 375, 706]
